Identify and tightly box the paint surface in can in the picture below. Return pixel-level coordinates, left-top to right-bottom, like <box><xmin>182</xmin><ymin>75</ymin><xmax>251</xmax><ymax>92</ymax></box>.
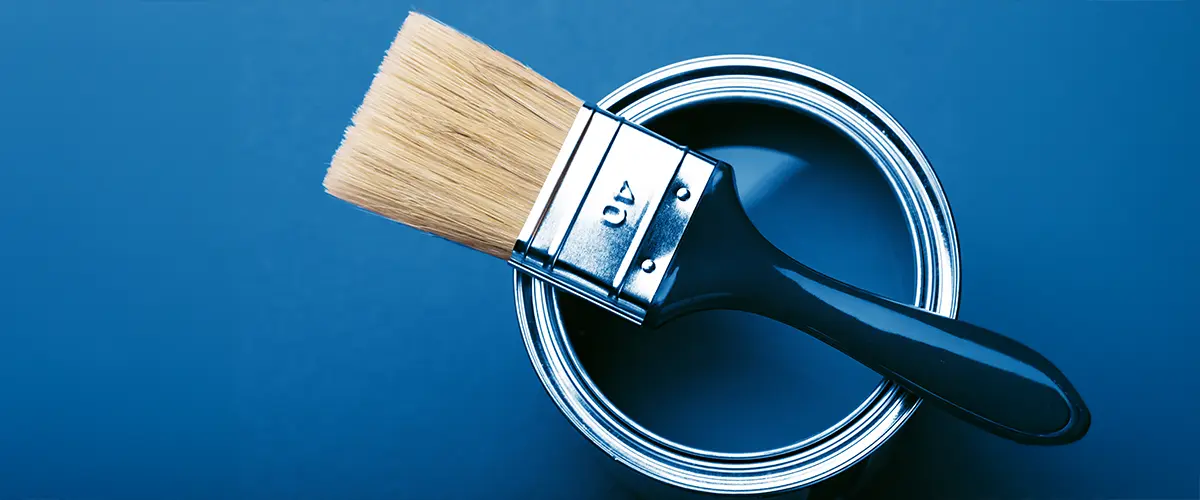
<box><xmin>562</xmin><ymin>101</ymin><xmax>917</xmax><ymax>453</ymax></box>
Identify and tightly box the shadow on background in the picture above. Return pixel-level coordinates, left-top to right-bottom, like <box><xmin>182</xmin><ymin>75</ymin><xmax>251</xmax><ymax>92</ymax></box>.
<box><xmin>560</xmin><ymin>101</ymin><xmax>954</xmax><ymax>473</ymax></box>
<box><xmin>857</xmin><ymin>405</ymin><xmax>989</xmax><ymax>499</ymax></box>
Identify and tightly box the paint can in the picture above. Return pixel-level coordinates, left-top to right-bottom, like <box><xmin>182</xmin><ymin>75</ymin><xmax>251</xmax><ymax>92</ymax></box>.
<box><xmin>513</xmin><ymin>55</ymin><xmax>960</xmax><ymax>497</ymax></box>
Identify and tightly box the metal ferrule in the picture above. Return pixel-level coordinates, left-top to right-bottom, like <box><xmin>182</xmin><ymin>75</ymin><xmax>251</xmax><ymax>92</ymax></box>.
<box><xmin>510</xmin><ymin>104</ymin><xmax>717</xmax><ymax>324</ymax></box>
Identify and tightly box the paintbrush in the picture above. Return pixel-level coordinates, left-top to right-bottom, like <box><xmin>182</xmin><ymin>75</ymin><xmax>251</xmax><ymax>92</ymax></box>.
<box><xmin>323</xmin><ymin>12</ymin><xmax>1090</xmax><ymax>445</ymax></box>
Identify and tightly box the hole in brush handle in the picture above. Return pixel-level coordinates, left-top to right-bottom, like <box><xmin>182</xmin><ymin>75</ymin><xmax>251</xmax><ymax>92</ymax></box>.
<box><xmin>651</xmin><ymin>163</ymin><xmax>1091</xmax><ymax>445</ymax></box>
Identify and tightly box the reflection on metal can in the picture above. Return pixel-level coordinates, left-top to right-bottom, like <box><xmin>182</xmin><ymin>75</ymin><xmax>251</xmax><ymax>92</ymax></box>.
<box><xmin>514</xmin><ymin>55</ymin><xmax>961</xmax><ymax>498</ymax></box>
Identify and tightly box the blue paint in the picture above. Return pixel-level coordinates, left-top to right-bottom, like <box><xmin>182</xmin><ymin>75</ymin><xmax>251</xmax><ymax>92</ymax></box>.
<box><xmin>0</xmin><ymin>1</ymin><xmax>1197</xmax><ymax>499</ymax></box>
<box><xmin>564</xmin><ymin>102</ymin><xmax>902</xmax><ymax>453</ymax></box>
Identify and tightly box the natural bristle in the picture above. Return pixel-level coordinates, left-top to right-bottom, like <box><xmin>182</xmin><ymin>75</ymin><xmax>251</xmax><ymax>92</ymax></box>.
<box><xmin>324</xmin><ymin>12</ymin><xmax>582</xmax><ymax>258</ymax></box>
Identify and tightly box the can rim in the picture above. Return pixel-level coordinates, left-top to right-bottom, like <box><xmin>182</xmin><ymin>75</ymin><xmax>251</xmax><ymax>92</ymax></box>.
<box><xmin>513</xmin><ymin>54</ymin><xmax>961</xmax><ymax>495</ymax></box>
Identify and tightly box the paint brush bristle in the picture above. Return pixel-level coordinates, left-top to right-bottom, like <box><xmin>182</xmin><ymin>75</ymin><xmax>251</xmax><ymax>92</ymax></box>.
<box><xmin>324</xmin><ymin>12</ymin><xmax>582</xmax><ymax>258</ymax></box>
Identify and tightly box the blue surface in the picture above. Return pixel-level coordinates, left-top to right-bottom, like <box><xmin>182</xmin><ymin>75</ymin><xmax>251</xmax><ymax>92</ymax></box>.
<box><xmin>1</xmin><ymin>1</ymin><xmax>1198</xmax><ymax>499</ymax></box>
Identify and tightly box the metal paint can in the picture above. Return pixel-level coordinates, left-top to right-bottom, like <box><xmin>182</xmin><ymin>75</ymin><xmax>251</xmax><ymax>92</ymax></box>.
<box><xmin>513</xmin><ymin>55</ymin><xmax>960</xmax><ymax>497</ymax></box>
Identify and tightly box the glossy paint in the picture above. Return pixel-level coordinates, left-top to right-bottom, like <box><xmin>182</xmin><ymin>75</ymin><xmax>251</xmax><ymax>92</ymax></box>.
<box><xmin>563</xmin><ymin>102</ymin><xmax>897</xmax><ymax>454</ymax></box>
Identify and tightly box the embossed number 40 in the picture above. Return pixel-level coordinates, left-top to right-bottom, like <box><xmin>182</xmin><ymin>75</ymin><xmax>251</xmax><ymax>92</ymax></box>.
<box><xmin>602</xmin><ymin>181</ymin><xmax>635</xmax><ymax>227</ymax></box>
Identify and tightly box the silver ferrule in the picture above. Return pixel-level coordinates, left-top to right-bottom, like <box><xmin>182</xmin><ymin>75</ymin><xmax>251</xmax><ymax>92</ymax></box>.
<box><xmin>510</xmin><ymin>104</ymin><xmax>717</xmax><ymax>324</ymax></box>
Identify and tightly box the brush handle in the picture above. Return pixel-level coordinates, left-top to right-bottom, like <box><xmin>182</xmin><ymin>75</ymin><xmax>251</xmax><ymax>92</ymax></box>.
<box><xmin>726</xmin><ymin>246</ymin><xmax>1089</xmax><ymax>445</ymax></box>
<box><xmin>652</xmin><ymin>164</ymin><xmax>1090</xmax><ymax>445</ymax></box>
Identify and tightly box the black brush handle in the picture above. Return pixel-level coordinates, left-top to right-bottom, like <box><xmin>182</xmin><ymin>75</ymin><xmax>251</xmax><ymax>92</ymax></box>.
<box><xmin>651</xmin><ymin>163</ymin><xmax>1090</xmax><ymax>445</ymax></box>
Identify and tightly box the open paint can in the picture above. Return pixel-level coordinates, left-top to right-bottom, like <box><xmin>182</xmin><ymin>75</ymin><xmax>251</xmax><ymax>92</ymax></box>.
<box><xmin>513</xmin><ymin>55</ymin><xmax>961</xmax><ymax>497</ymax></box>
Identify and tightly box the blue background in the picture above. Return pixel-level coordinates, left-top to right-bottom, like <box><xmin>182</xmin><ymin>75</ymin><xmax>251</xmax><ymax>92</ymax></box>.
<box><xmin>1</xmin><ymin>1</ymin><xmax>1198</xmax><ymax>498</ymax></box>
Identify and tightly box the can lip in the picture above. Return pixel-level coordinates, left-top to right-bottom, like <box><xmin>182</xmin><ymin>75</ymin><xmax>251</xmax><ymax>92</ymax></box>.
<box><xmin>513</xmin><ymin>54</ymin><xmax>961</xmax><ymax>496</ymax></box>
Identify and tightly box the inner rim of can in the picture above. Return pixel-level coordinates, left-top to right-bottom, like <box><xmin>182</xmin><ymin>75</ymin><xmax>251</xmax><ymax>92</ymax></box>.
<box><xmin>513</xmin><ymin>55</ymin><xmax>961</xmax><ymax>495</ymax></box>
